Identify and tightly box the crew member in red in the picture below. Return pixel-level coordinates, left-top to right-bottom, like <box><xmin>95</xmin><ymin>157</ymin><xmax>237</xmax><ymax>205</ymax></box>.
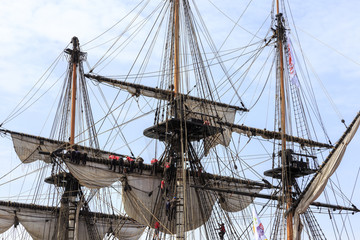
<box><xmin>160</xmin><ymin>179</ymin><xmax>165</xmax><ymax>193</ymax></box>
<box><xmin>154</xmin><ymin>221</ymin><xmax>160</xmax><ymax>239</ymax></box>
<box><xmin>109</xmin><ymin>155</ymin><xmax>115</xmax><ymax>171</ymax></box>
<box><xmin>151</xmin><ymin>158</ymin><xmax>158</xmax><ymax>175</ymax></box>
<box><xmin>217</xmin><ymin>223</ymin><xmax>226</xmax><ymax>240</ymax></box>
<box><xmin>127</xmin><ymin>156</ymin><xmax>135</xmax><ymax>172</ymax></box>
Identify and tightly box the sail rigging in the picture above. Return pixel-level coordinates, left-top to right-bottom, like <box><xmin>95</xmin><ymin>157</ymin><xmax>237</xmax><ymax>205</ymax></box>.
<box><xmin>0</xmin><ymin>0</ymin><xmax>359</xmax><ymax>239</ymax></box>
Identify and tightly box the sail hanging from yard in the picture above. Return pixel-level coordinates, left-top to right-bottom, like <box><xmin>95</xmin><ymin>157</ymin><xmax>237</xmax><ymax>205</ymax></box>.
<box><xmin>0</xmin><ymin>201</ymin><xmax>145</xmax><ymax>240</ymax></box>
<box><xmin>293</xmin><ymin>112</ymin><xmax>360</xmax><ymax>240</ymax></box>
<box><xmin>3</xmin><ymin>130</ymin><xmax>127</xmax><ymax>164</ymax></box>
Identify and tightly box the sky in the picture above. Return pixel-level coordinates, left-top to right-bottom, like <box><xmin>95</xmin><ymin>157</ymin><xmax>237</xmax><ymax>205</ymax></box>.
<box><xmin>0</xmin><ymin>0</ymin><xmax>360</xmax><ymax>239</ymax></box>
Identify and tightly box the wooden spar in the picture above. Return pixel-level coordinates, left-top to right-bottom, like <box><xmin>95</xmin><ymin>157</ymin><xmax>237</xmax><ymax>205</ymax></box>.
<box><xmin>68</xmin><ymin>36</ymin><xmax>81</xmax><ymax>240</ymax></box>
<box><xmin>173</xmin><ymin>1</ymin><xmax>186</xmax><ymax>238</ymax></box>
<box><xmin>190</xmin><ymin>185</ymin><xmax>360</xmax><ymax>213</ymax></box>
<box><xmin>70</xmin><ymin>37</ymin><xmax>78</xmax><ymax>146</ymax></box>
<box><xmin>174</xmin><ymin>0</ymin><xmax>180</xmax><ymax>96</ymax></box>
<box><xmin>276</xmin><ymin>0</ymin><xmax>293</xmax><ymax>238</ymax></box>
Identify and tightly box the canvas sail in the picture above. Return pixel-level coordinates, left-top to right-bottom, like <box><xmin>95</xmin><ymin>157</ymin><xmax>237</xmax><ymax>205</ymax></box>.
<box><xmin>0</xmin><ymin>202</ymin><xmax>145</xmax><ymax>240</ymax></box>
<box><xmin>5</xmin><ymin>130</ymin><xmax>126</xmax><ymax>164</ymax></box>
<box><xmin>293</xmin><ymin>112</ymin><xmax>360</xmax><ymax>240</ymax></box>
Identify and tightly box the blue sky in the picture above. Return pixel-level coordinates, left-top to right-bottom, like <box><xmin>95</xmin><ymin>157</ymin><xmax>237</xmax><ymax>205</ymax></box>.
<box><xmin>0</xmin><ymin>0</ymin><xmax>360</xmax><ymax>239</ymax></box>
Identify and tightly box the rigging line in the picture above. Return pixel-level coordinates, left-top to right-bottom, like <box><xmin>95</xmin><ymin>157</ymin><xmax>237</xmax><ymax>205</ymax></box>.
<box><xmin>81</xmin><ymin>0</ymin><xmax>147</xmax><ymax>47</ymax></box>
<box><xmin>91</xmin><ymin>4</ymin><xmax>169</xmax><ymax>149</ymax></box>
<box><xmin>190</xmin><ymin>2</ymin><xmax>246</xmax><ymax>110</ymax></box>
<box><xmin>99</xmin><ymin>41</ymin><xmax>264</xmax><ymax>80</ymax></box>
<box><xmin>298</xmin><ymin>27</ymin><xmax>360</xmax><ymax>67</ymax></box>
<box><xmin>1</xmin><ymin>49</ymin><xmax>66</xmax><ymax>126</ymax></box>
<box><xmin>39</xmin><ymin>71</ymin><xmax>67</xmax><ymax>136</ymax></box>
<box><xmin>301</xmin><ymin>51</ymin><xmax>344</xmax><ymax>124</ymax></box>
<box><xmin>246</xmin><ymin>48</ymin><xmax>276</xmax><ymax>110</ymax></box>
<box><xmin>338</xmin><ymin>167</ymin><xmax>360</xmax><ymax>238</ymax></box>
<box><xmin>5</xmin><ymin>72</ymin><xmax>65</xmax><ymax>129</ymax></box>
<box><xmin>290</xmin><ymin>38</ymin><xmax>332</xmax><ymax>144</ymax></box>
<box><xmin>95</xmin><ymin>1</ymin><xmax>167</xmax><ymax>74</ymax></box>
<box><xmin>87</xmin><ymin>80</ymin><xmax>132</xmax><ymax>150</ymax></box>
<box><xmin>214</xmin><ymin>0</ymin><xmax>255</xmax><ymax>53</ymax></box>
<box><xmin>0</xmin><ymin>165</ymin><xmax>49</xmax><ymax>187</ymax></box>
<box><xmin>89</xmin><ymin>0</ymin><xmax>152</xmax><ymax>72</ymax></box>
<box><xmin>72</xmin><ymin>108</ymin><xmax>156</xmax><ymax>147</ymax></box>
<box><xmin>207</xmin><ymin>0</ymin><xmax>262</xmax><ymax>40</ymax></box>
<box><xmin>0</xmin><ymin>162</ymin><xmax>23</xmax><ymax>181</ymax></box>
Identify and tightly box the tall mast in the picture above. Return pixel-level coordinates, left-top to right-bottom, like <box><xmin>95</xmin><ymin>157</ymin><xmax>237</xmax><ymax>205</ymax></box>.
<box><xmin>276</xmin><ymin>1</ymin><xmax>294</xmax><ymax>239</ymax></box>
<box><xmin>174</xmin><ymin>0</ymin><xmax>180</xmax><ymax>96</ymax></box>
<box><xmin>65</xmin><ymin>36</ymin><xmax>83</xmax><ymax>240</ymax></box>
<box><xmin>173</xmin><ymin>1</ymin><xmax>185</xmax><ymax>239</ymax></box>
<box><xmin>70</xmin><ymin>37</ymin><xmax>79</xmax><ymax>145</ymax></box>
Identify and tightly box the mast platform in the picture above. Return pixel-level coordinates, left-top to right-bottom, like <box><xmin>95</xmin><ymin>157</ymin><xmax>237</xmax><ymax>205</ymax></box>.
<box><xmin>264</xmin><ymin>149</ymin><xmax>317</xmax><ymax>179</ymax></box>
<box><xmin>143</xmin><ymin>118</ymin><xmax>223</xmax><ymax>141</ymax></box>
<box><xmin>264</xmin><ymin>164</ymin><xmax>316</xmax><ymax>179</ymax></box>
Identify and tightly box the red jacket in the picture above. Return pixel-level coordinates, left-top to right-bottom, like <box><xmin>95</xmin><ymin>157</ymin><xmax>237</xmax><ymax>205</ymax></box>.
<box><xmin>154</xmin><ymin>221</ymin><xmax>160</xmax><ymax>229</ymax></box>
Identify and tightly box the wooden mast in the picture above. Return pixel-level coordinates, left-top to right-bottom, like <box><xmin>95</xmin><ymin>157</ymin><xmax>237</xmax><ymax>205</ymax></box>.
<box><xmin>173</xmin><ymin>1</ymin><xmax>185</xmax><ymax>239</ymax></box>
<box><xmin>70</xmin><ymin>37</ymin><xmax>78</xmax><ymax>145</ymax></box>
<box><xmin>68</xmin><ymin>36</ymin><xmax>81</xmax><ymax>240</ymax></box>
<box><xmin>275</xmin><ymin>1</ymin><xmax>293</xmax><ymax>239</ymax></box>
<box><xmin>174</xmin><ymin>0</ymin><xmax>180</xmax><ymax>96</ymax></box>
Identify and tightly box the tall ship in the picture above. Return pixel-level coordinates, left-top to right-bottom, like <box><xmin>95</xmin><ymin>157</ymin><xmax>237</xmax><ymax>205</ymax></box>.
<box><xmin>0</xmin><ymin>0</ymin><xmax>359</xmax><ymax>239</ymax></box>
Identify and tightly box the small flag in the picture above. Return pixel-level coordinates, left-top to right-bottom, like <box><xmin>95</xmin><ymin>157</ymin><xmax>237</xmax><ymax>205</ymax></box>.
<box><xmin>252</xmin><ymin>206</ymin><xmax>268</xmax><ymax>240</ymax></box>
<box><xmin>286</xmin><ymin>37</ymin><xmax>300</xmax><ymax>88</ymax></box>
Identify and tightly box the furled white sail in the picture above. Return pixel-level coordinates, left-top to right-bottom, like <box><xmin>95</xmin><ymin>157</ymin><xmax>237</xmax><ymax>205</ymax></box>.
<box><xmin>11</xmin><ymin>132</ymin><xmax>62</xmax><ymax>163</ymax></box>
<box><xmin>65</xmin><ymin>160</ymin><xmax>263</xmax><ymax>227</ymax></box>
<box><xmin>184</xmin><ymin>99</ymin><xmax>236</xmax><ymax>154</ymax></box>
<box><xmin>8</xmin><ymin>130</ymin><xmax>125</xmax><ymax>164</ymax></box>
<box><xmin>293</xmin><ymin>112</ymin><xmax>360</xmax><ymax>240</ymax></box>
<box><xmin>0</xmin><ymin>203</ymin><xmax>145</xmax><ymax>240</ymax></box>
<box><xmin>121</xmin><ymin>174</ymin><xmax>216</xmax><ymax>233</ymax></box>
<box><xmin>217</xmin><ymin>182</ymin><xmax>262</xmax><ymax>212</ymax></box>
<box><xmin>66</xmin><ymin>161</ymin><xmax>121</xmax><ymax>188</ymax></box>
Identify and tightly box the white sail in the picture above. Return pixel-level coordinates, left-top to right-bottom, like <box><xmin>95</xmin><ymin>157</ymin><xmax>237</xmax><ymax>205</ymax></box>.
<box><xmin>0</xmin><ymin>203</ymin><xmax>145</xmax><ymax>240</ymax></box>
<box><xmin>8</xmin><ymin>130</ymin><xmax>125</xmax><ymax>164</ymax></box>
<box><xmin>293</xmin><ymin>113</ymin><xmax>360</xmax><ymax>239</ymax></box>
<box><xmin>121</xmin><ymin>174</ymin><xmax>215</xmax><ymax>233</ymax></box>
<box><xmin>184</xmin><ymin>99</ymin><xmax>236</xmax><ymax>154</ymax></box>
<box><xmin>217</xmin><ymin>182</ymin><xmax>261</xmax><ymax>212</ymax></box>
<box><xmin>66</xmin><ymin>161</ymin><xmax>121</xmax><ymax>188</ymax></box>
<box><xmin>10</xmin><ymin>132</ymin><xmax>62</xmax><ymax>163</ymax></box>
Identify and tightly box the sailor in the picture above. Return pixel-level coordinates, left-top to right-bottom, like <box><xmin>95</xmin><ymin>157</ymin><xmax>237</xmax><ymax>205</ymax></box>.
<box><xmin>203</xmin><ymin>119</ymin><xmax>210</xmax><ymax>125</ymax></box>
<box><xmin>136</xmin><ymin>157</ymin><xmax>144</xmax><ymax>174</ymax></box>
<box><xmin>160</xmin><ymin>179</ymin><xmax>165</xmax><ymax>193</ymax></box>
<box><xmin>153</xmin><ymin>221</ymin><xmax>160</xmax><ymax>240</ymax></box>
<box><xmin>119</xmin><ymin>156</ymin><xmax>124</xmax><ymax>173</ymax></box>
<box><xmin>71</xmin><ymin>146</ymin><xmax>81</xmax><ymax>164</ymax></box>
<box><xmin>170</xmin><ymin>196</ymin><xmax>178</xmax><ymax>220</ymax></box>
<box><xmin>74</xmin><ymin>148</ymin><xmax>81</xmax><ymax>164</ymax></box>
<box><xmin>127</xmin><ymin>156</ymin><xmax>135</xmax><ymax>172</ymax></box>
<box><xmin>151</xmin><ymin>158</ymin><xmax>159</xmax><ymax>175</ymax></box>
<box><xmin>109</xmin><ymin>155</ymin><xmax>115</xmax><ymax>170</ymax></box>
<box><xmin>164</xmin><ymin>161</ymin><xmax>170</xmax><ymax>176</ymax></box>
<box><xmin>113</xmin><ymin>155</ymin><xmax>119</xmax><ymax>172</ymax></box>
<box><xmin>81</xmin><ymin>152</ymin><xmax>87</xmax><ymax>165</ymax></box>
<box><xmin>71</xmin><ymin>150</ymin><xmax>77</xmax><ymax>163</ymax></box>
<box><xmin>217</xmin><ymin>223</ymin><xmax>226</xmax><ymax>240</ymax></box>
<box><xmin>169</xmin><ymin>162</ymin><xmax>176</xmax><ymax>180</ymax></box>
<box><xmin>165</xmin><ymin>199</ymin><xmax>171</xmax><ymax>219</ymax></box>
<box><xmin>198</xmin><ymin>166</ymin><xmax>202</xmax><ymax>177</ymax></box>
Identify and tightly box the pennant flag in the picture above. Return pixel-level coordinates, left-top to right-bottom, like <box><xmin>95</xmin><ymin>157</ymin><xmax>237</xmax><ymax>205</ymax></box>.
<box><xmin>286</xmin><ymin>37</ymin><xmax>300</xmax><ymax>88</ymax></box>
<box><xmin>252</xmin><ymin>207</ymin><xmax>268</xmax><ymax>240</ymax></box>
